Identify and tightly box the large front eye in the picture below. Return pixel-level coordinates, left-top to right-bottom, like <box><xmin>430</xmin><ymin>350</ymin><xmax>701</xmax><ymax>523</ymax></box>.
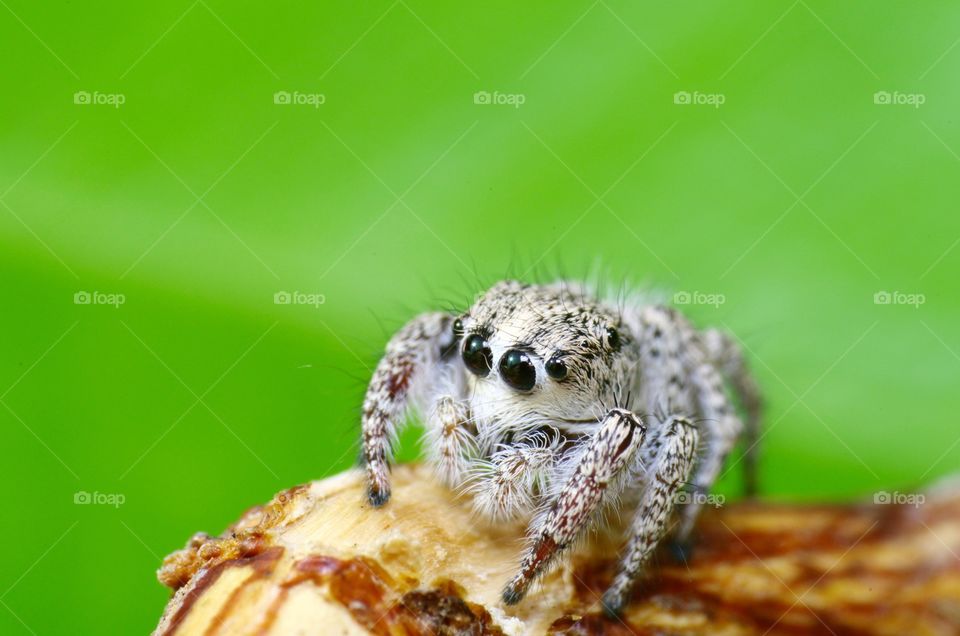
<box><xmin>462</xmin><ymin>334</ymin><xmax>492</xmax><ymax>376</ymax></box>
<box><xmin>499</xmin><ymin>349</ymin><xmax>537</xmax><ymax>391</ymax></box>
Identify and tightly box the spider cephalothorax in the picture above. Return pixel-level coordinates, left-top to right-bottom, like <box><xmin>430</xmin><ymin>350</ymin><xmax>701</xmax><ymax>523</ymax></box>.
<box><xmin>359</xmin><ymin>280</ymin><xmax>761</xmax><ymax>614</ymax></box>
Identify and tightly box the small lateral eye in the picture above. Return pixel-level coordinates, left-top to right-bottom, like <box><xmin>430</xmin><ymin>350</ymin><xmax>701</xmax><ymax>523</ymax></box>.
<box><xmin>606</xmin><ymin>326</ymin><xmax>621</xmax><ymax>351</ymax></box>
<box><xmin>452</xmin><ymin>318</ymin><xmax>464</xmax><ymax>338</ymax></box>
<box><xmin>545</xmin><ymin>355</ymin><xmax>568</xmax><ymax>380</ymax></box>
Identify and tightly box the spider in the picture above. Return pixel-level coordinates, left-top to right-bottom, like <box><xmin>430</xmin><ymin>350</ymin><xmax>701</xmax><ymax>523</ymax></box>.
<box><xmin>359</xmin><ymin>280</ymin><xmax>761</xmax><ymax>615</ymax></box>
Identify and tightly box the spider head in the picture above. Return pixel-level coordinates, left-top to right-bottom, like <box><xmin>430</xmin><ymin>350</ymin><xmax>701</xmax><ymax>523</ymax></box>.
<box><xmin>454</xmin><ymin>281</ymin><xmax>630</xmax><ymax>436</ymax></box>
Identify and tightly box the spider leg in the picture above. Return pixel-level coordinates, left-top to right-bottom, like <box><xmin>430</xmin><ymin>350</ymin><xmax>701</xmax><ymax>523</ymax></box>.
<box><xmin>703</xmin><ymin>328</ymin><xmax>763</xmax><ymax>496</ymax></box>
<box><xmin>468</xmin><ymin>433</ymin><xmax>560</xmax><ymax>520</ymax></box>
<box><xmin>672</xmin><ymin>360</ymin><xmax>743</xmax><ymax>550</ymax></box>
<box><xmin>632</xmin><ymin>307</ymin><xmax>736</xmax><ymax>563</ymax></box>
<box><xmin>601</xmin><ymin>415</ymin><xmax>698</xmax><ymax>615</ymax></box>
<box><xmin>502</xmin><ymin>408</ymin><xmax>645</xmax><ymax>605</ymax></box>
<box><xmin>361</xmin><ymin>312</ymin><xmax>457</xmax><ymax>506</ymax></box>
<box><xmin>424</xmin><ymin>396</ymin><xmax>475</xmax><ymax>487</ymax></box>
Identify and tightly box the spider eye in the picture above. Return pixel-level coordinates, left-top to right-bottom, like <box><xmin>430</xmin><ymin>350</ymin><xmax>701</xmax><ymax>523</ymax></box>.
<box><xmin>545</xmin><ymin>355</ymin><xmax>568</xmax><ymax>380</ymax></box>
<box><xmin>499</xmin><ymin>349</ymin><xmax>537</xmax><ymax>391</ymax></box>
<box><xmin>462</xmin><ymin>334</ymin><xmax>492</xmax><ymax>376</ymax></box>
<box><xmin>452</xmin><ymin>318</ymin><xmax>464</xmax><ymax>339</ymax></box>
<box><xmin>606</xmin><ymin>326</ymin><xmax>621</xmax><ymax>352</ymax></box>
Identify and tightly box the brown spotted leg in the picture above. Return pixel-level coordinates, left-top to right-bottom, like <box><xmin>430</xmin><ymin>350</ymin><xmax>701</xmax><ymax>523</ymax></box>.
<box><xmin>602</xmin><ymin>416</ymin><xmax>699</xmax><ymax>615</ymax></box>
<box><xmin>361</xmin><ymin>312</ymin><xmax>456</xmax><ymax>506</ymax></box>
<box><xmin>502</xmin><ymin>408</ymin><xmax>646</xmax><ymax>605</ymax></box>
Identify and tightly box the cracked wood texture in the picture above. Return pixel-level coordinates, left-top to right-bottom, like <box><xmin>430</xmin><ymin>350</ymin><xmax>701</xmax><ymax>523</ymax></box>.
<box><xmin>153</xmin><ymin>464</ymin><xmax>960</xmax><ymax>635</ymax></box>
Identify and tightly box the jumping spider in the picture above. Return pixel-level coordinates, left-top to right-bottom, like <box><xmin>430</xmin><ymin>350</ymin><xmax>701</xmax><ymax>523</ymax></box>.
<box><xmin>360</xmin><ymin>280</ymin><xmax>761</xmax><ymax>614</ymax></box>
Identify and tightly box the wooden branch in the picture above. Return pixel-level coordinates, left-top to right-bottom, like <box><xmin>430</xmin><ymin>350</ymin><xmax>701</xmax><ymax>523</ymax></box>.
<box><xmin>153</xmin><ymin>465</ymin><xmax>960</xmax><ymax>635</ymax></box>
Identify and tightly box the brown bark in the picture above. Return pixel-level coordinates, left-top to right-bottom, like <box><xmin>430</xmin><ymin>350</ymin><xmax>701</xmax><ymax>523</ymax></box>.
<box><xmin>153</xmin><ymin>465</ymin><xmax>960</xmax><ymax>635</ymax></box>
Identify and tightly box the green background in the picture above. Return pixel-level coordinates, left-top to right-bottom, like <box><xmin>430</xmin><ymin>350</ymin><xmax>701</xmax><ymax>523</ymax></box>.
<box><xmin>2</xmin><ymin>1</ymin><xmax>958</xmax><ymax>633</ymax></box>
